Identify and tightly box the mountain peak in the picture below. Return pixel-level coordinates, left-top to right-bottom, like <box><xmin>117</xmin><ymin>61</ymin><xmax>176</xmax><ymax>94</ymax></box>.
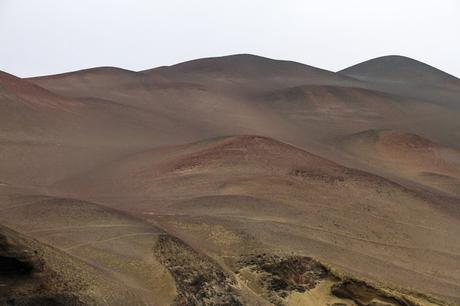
<box><xmin>339</xmin><ymin>55</ymin><xmax>458</xmax><ymax>84</ymax></box>
<box><xmin>143</xmin><ymin>53</ymin><xmax>335</xmax><ymax>77</ymax></box>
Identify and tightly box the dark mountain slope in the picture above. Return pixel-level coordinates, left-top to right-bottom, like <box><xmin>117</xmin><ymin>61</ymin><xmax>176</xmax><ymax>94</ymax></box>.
<box><xmin>340</xmin><ymin>55</ymin><xmax>459</xmax><ymax>84</ymax></box>
<box><xmin>339</xmin><ymin>55</ymin><xmax>460</xmax><ymax>109</ymax></box>
<box><xmin>143</xmin><ymin>54</ymin><xmax>362</xmax><ymax>91</ymax></box>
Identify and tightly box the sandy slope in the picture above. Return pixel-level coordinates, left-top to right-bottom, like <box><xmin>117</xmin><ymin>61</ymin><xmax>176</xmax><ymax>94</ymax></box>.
<box><xmin>0</xmin><ymin>185</ymin><xmax>177</xmax><ymax>305</ymax></box>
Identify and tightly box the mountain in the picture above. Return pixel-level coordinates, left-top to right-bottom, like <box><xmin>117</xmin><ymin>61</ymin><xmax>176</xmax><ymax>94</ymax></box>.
<box><xmin>0</xmin><ymin>71</ymin><xmax>83</xmax><ymax>139</ymax></box>
<box><xmin>341</xmin><ymin>129</ymin><xmax>460</xmax><ymax>197</ymax></box>
<box><xmin>339</xmin><ymin>55</ymin><xmax>460</xmax><ymax>108</ymax></box>
<box><xmin>339</xmin><ymin>55</ymin><xmax>459</xmax><ymax>84</ymax></box>
<box><xmin>53</xmin><ymin>135</ymin><xmax>460</xmax><ymax>304</ymax></box>
<box><xmin>27</xmin><ymin>54</ymin><xmax>460</xmax><ymax>147</ymax></box>
<box><xmin>142</xmin><ymin>54</ymin><xmax>365</xmax><ymax>95</ymax></box>
<box><xmin>1</xmin><ymin>54</ymin><xmax>460</xmax><ymax>305</ymax></box>
<box><xmin>145</xmin><ymin>54</ymin><xmax>354</xmax><ymax>81</ymax></box>
<box><xmin>28</xmin><ymin>66</ymin><xmax>165</xmax><ymax>99</ymax></box>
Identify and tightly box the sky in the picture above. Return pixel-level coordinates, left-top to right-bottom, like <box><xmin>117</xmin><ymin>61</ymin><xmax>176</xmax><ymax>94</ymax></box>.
<box><xmin>0</xmin><ymin>0</ymin><xmax>459</xmax><ymax>78</ymax></box>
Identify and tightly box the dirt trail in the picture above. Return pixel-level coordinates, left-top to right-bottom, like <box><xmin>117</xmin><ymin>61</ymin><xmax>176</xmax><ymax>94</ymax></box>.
<box><xmin>64</xmin><ymin>232</ymin><xmax>161</xmax><ymax>251</ymax></box>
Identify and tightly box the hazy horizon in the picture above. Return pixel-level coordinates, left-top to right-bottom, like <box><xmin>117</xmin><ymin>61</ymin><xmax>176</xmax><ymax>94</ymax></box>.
<box><xmin>1</xmin><ymin>0</ymin><xmax>459</xmax><ymax>78</ymax></box>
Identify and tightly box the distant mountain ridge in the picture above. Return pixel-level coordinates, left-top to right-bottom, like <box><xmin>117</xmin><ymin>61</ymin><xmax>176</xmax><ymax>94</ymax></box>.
<box><xmin>339</xmin><ymin>55</ymin><xmax>459</xmax><ymax>84</ymax></box>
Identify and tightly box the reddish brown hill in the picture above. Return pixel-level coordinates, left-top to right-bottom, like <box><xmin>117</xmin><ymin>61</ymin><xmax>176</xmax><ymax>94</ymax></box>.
<box><xmin>26</xmin><ymin>55</ymin><xmax>460</xmax><ymax>149</ymax></box>
<box><xmin>28</xmin><ymin>66</ymin><xmax>167</xmax><ymax>99</ymax></box>
<box><xmin>261</xmin><ymin>84</ymin><xmax>416</xmax><ymax>121</ymax></box>
<box><xmin>257</xmin><ymin>84</ymin><xmax>459</xmax><ymax>149</ymax></box>
<box><xmin>1</xmin><ymin>54</ymin><xmax>460</xmax><ymax>304</ymax></box>
<box><xmin>51</xmin><ymin>135</ymin><xmax>460</xmax><ymax>303</ymax></box>
<box><xmin>342</xmin><ymin>129</ymin><xmax>460</xmax><ymax>196</ymax></box>
<box><xmin>0</xmin><ymin>71</ymin><xmax>86</xmax><ymax>142</ymax></box>
<box><xmin>0</xmin><ymin>71</ymin><xmax>82</xmax><ymax>111</ymax></box>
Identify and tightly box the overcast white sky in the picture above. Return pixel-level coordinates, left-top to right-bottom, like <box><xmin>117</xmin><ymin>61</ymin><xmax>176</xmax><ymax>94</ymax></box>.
<box><xmin>0</xmin><ymin>0</ymin><xmax>459</xmax><ymax>77</ymax></box>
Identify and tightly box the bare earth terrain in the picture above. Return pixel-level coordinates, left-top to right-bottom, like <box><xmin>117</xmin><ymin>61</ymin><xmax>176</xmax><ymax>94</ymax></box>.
<box><xmin>1</xmin><ymin>54</ymin><xmax>460</xmax><ymax>305</ymax></box>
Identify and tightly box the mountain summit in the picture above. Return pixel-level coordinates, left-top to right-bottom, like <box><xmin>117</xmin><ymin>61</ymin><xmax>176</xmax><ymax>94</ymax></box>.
<box><xmin>339</xmin><ymin>55</ymin><xmax>458</xmax><ymax>84</ymax></box>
